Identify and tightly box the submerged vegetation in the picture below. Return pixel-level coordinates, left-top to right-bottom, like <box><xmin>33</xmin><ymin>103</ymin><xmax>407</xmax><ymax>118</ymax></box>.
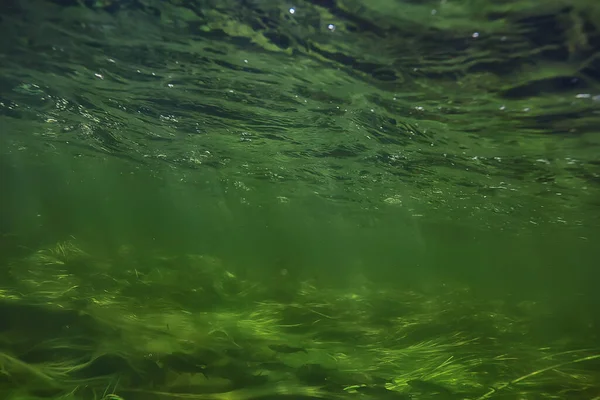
<box><xmin>1</xmin><ymin>240</ymin><xmax>598</xmax><ymax>399</ymax></box>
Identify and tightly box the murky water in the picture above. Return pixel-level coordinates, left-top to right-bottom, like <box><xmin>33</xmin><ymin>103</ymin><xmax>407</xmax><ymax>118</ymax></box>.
<box><xmin>1</xmin><ymin>1</ymin><xmax>599</xmax><ymax>399</ymax></box>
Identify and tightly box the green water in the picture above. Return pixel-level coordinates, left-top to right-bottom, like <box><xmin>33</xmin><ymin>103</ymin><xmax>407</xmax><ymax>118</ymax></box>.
<box><xmin>1</xmin><ymin>0</ymin><xmax>599</xmax><ymax>399</ymax></box>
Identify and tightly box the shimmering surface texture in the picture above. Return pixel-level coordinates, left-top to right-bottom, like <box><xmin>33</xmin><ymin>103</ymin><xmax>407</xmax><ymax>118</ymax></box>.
<box><xmin>2</xmin><ymin>0</ymin><xmax>599</xmax><ymax>228</ymax></box>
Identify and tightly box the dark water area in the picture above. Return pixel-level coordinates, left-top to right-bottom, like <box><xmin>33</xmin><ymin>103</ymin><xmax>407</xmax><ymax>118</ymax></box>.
<box><xmin>1</xmin><ymin>1</ymin><xmax>600</xmax><ymax>399</ymax></box>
